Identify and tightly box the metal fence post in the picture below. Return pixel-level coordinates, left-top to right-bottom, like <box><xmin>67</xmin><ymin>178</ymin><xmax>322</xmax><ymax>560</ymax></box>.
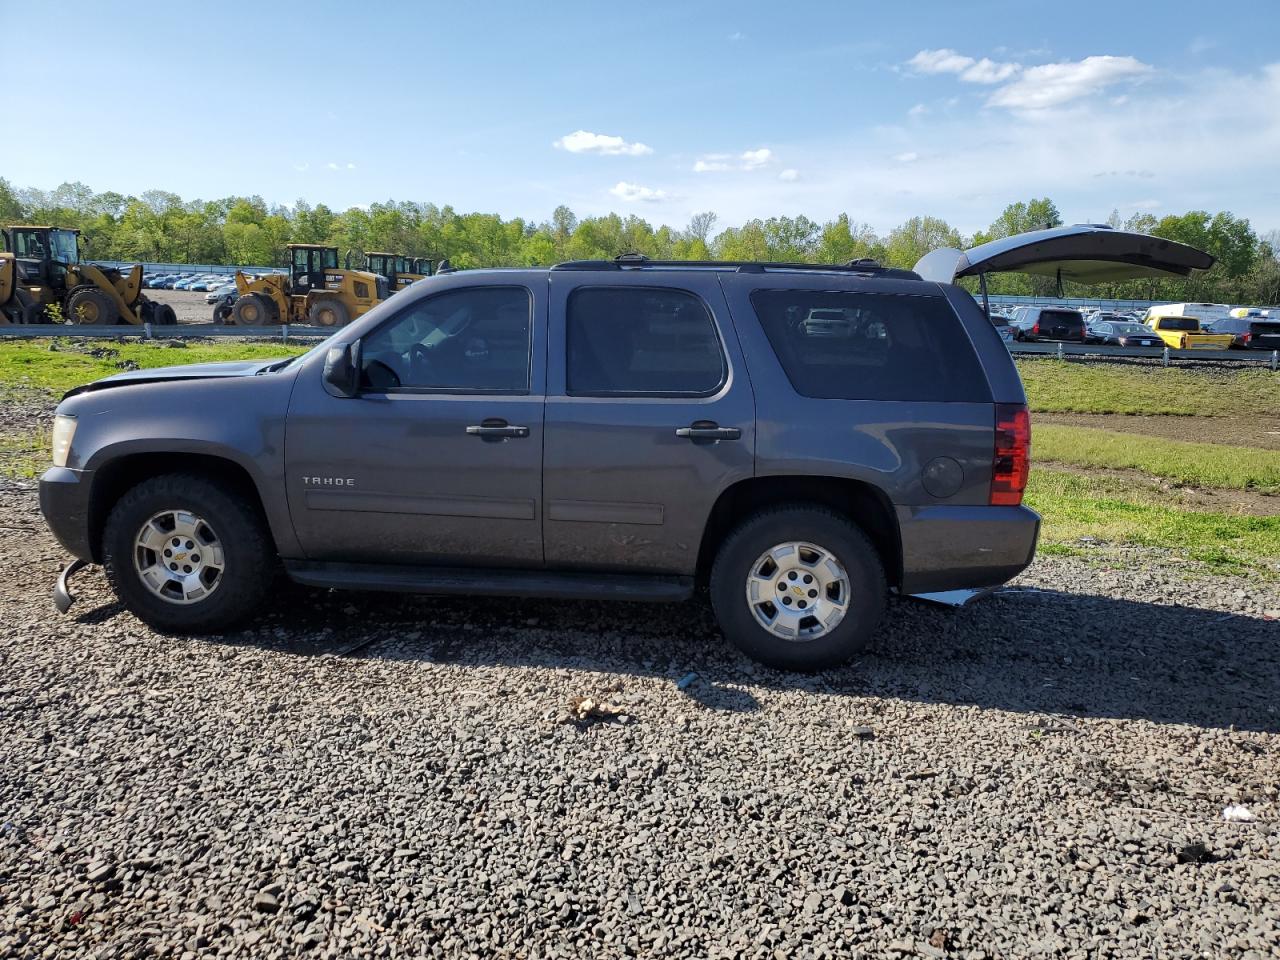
<box><xmin>282</xmin><ymin>323</ymin><xmax>289</xmax><ymax>344</ymax></box>
<box><xmin>1162</xmin><ymin>346</ymin><xmax>1170</xmax><ymax>367</ymax></box>
<box><xmin>144</xmin><ymin>322</ymin><xmax>153</xmax><ymax>341</ymax></box>
<box><xmin>1273</xmin><ymin>350</ymin><xmax>1278</xmax><ymax>372</ymax></box>
<box><xmin>1057</xmin><ymin>341</ymin><xmax>1064</xmax><ymax>360</ymax></box>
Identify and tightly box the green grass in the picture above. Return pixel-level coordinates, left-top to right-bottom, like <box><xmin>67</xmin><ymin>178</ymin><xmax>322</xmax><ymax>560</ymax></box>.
<box><xmin>0</xmin><ymin>426</ymin><xmax>48</xmax><ymax>480</ymax></box>
<box><xmin>1026</xmin><ymin>469</ymin><xmax>1280</xmax><ymax>576</ymax></box>
<box><xmin>0</xmin><ymin>339</ymin><xmax>309</xmax><ymax>395</ymax></box>
<box><xmin>1017</xmin><ymin>358</ymin><xmax>1280</xmax><ymax>416</ymax></box>
<box><xmin>1034</xmin><ymin>424</ymin><xmax>1280</xmax><ymax>494</ymax></box>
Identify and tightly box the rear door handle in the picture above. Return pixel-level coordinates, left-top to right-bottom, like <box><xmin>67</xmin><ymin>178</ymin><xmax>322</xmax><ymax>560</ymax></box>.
<box><xmin>466</xmin><ymin>418</ymin><xmax>529</xmax><ymax>439</ymax></box>
<box><xmin>675</xmin><ymin>420</ymin><xmax>741</xmax><ymax>441</ymax></box>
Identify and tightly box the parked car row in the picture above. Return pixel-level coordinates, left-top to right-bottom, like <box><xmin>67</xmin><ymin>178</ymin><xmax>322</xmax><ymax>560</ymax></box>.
<box><xmin>982</xmin><ymin>301</ymin><xmax>1278</xmax><ymax>352</ymax></box>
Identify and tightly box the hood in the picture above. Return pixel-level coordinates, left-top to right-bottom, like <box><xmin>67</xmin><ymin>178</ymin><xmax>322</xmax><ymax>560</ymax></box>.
<box><xmin>64</xmin><ymin>359</ymin><xmax>280</xmax><ymax>398</ymax></box>
<box><xmin>914</xmin><ymin>224</ymin><xmax>1216</xmax><ymax>285</ymax></box>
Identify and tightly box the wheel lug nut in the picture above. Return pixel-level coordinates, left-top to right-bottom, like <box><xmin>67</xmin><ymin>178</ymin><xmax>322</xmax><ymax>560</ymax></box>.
<box><xmin>803</xmin><ymin>574</ymin><xmax>813</xmax><ymax>584</ymax></box>
<box><xmin>192</xmin><ymin>554</ymin><xmax>200</xmax><ymax>563</ymax></box>
<box><xmin>798</xmin><ymin>600</ymin><xmax>807</xmax><ymax>609</ymax></box>
<box><xmin>169</xmin><ymin>563</ymin><xmax>177</xmax><ymax>571</ymax></box>
<box><xmin>172</xmin><ymin>538</ymin><xmax>180</xmax><ymax>546</ymax></box>
<box><xmin>782</xmin><ymin>596</ymin><xmax>792</xmax><ymax>605</ymax></box>
<box><xmin>788</xmin><ymin>572</ymin><xmax>797</xmax><ymax>581</ymax></box>
<box><xmin>164</xmin><ymin>549</ymin><xmax>171</xmax><ymax>557</ymax></box>
<box><xmin>183</xmin><ymin>565</ymin><xmax>192</xmax><ymax>573</ymax></box>
<box><xmin>808</xmin><ymin>589</ymin><xmax>818</xmax><ymax>598</ymax></box>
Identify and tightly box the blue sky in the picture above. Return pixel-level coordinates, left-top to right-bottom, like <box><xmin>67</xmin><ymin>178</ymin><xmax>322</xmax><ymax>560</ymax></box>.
<box><xmin>5</xmin><ymin>0</ymin><xmax>1279</xmax><ymax>235</ymax></box>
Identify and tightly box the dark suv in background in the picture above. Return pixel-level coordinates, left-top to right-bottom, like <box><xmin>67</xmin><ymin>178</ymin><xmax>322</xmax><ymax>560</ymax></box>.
<box><xmin>1007</xmin><ymin>305</ymin><xmax>1086</xmax><ymax>342</ymax></box>
<box><xmin>38</xmin><ymin>226</ymin><xmax>1216</xmax><ymax>669</ymax></box>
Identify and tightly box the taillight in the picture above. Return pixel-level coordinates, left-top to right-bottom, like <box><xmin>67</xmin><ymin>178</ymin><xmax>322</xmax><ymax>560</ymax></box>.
<box><xmin>1032</xmin><ymin>321</ymin><xmax>1040</xmax><ymax>334</ymax></box>
<box><xmin>991</xmin><ymin>403</ymin><xmax>1030</xmax><ymax>506</ymax></box>
<box><xmin>1242</xmin><ymin>332</ymin><xmax>1252</xmax><ymax>344</ymax></box>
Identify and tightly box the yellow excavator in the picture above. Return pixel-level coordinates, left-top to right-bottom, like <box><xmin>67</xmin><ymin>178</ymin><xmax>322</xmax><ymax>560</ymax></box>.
<box><xmin>227</xmin><ymin>243</ymin><xmax>388</xmax><ymax>326</ymax></box>
<box><xmin>364</xmin><ymin>252</ymin><xmax>434</xmax><ymax>293</ymax></box>
<box><xmin>0</xmin><ymin>225</ymin><xmax>175</xmax><ymax>325</ymax></box>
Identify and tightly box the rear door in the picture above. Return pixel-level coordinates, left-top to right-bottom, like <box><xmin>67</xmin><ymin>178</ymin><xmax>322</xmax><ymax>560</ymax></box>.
<box><xmin>542</xmin><ymin>272</ymin><xmax>754</xmax><ymax>574</ymax></box>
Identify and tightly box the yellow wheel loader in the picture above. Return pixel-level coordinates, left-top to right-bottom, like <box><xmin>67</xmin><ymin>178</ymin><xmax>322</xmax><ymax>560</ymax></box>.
<box><xmin>228</xmin><ymin>244</ymin><xmax>388</xmax><ymax>326</ymax></box>
<box><xmin>364</xmin><ymin>252</ymin><xmax>434</xmax><ymax>294</ymax></box>
<box><xmin>0</xmin><ymin>225</ymin><xmax>176</xmax><ymax>325</ymax></box>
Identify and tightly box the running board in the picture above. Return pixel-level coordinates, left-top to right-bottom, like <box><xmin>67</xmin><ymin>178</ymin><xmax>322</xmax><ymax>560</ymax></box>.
<box><xmin>283</xmin><ymin>560</ymin><xmax>694</xmax><ymax>603</ymax></box>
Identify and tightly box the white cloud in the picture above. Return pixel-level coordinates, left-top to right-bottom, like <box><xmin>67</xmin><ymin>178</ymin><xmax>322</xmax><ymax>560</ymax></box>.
<box><xmin>610</xmin><ymin>181</ymin><xmax>667</xmax><ymax>202</ymax></box>
<box><xmin>694</xmin><ymin>148</ymin><xmax>775</xmax><ymax>172</ymax></box>
<box><xmin>729</xmin><ymin>31</ymin><xmax>745</xmax><ymax>41</ymax></box>
<box><xmin>907</xmin><ymin>48</ymin><xmax>1020</xmax><ymax>84</ymax></box>
<box><xmin>346</xmin><ymin>162</ymin><xmax>356</xmax><ymax>170</ymax></box>
<box><xmin>554</xmin><ymin>130</ymin><xmax>653</xmax><ymax>156</ymax></box>
<box><xmin>693</xmin><ymin>154</ymin><xmax>733</xmax><ymax>173</ymax></box>
<box><xmin>908</xmin><ymin>48</ymin><xmax>976</xmax><ymax>75</ymax></box>
<box><xmin>987</xmin><ymin>55</ymin><xmax>1152</xmax><ymax>110</ymax></box>
<box><xmin>908</xmin><ymin>103</ymin><xmax>929</xmax><ymax>118</ymax></box>
<box><xmin>326</xmin><ymin>162</ymin><xmax>339</xmax><ymax>170</ymax></box>
<box><xmin>778</xmin><ymin>168</ymin><xmax>800</xmax><ymax>181</ymax></box>
<box><xmin>325</xmin><ymin>161</ymin><xmax>357</xmax><ymax>171</ymax></box>
<box><xmin>894</xmin><ymin>151</ymin><xmax>919</xmax><ymax>163</ymax></box>
<box><xmin>962</xmin><ymin>57</ymin><xmax>1020</xmax><ymax>83</ymax></box>
<box><xmin>293</xmin><ymin>162</ymin><xmax>310</xmax><ymax>172</ymax></box>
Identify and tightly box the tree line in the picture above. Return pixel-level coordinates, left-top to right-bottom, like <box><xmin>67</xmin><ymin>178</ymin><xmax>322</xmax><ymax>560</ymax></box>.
<box><xmin>2</xmin><ymin>178</ymin><xmax>1277</xmax><ymax>305</ymax></box>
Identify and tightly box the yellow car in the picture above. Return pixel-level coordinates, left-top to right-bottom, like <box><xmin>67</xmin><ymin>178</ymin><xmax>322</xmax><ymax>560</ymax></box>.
<box><xmin>1145</xmin><ymin>314</ymin><xmax>1234</xmax><ymax>351</ymax></box>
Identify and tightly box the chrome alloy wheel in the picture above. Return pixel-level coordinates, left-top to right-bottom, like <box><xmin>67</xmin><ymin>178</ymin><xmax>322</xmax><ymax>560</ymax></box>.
<box><xmin>133</xmin><ymin>510</ymin><xmax>225</xmax><ymax>605</ymax></box>
<box><xmin>745</xmin><ymin>541</ymin><xmax>850</xmax><ymax>642</ymax></box>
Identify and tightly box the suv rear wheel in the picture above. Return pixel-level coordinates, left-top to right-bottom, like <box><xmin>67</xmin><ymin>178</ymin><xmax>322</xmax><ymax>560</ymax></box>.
<box><xmin>102</xmin><ymin>473</ymin><xmax>274</xmax><ymax>633</ymax></box>
<box><xmin>710</xmin><ymin>506</ymin><xmax>886</xmax><ymax>670</ymax></box>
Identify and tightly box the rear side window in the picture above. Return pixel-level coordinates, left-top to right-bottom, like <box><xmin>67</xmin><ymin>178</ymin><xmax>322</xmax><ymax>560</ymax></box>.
<box><xmin>749</xmin><ymin>290</ymin><xmax>990</xmax><ymax>402</ymax></box>
<box><xmin>566</xmin><ymin>287</ymin><xmax>726</xmax><ymax>396</ymax></box>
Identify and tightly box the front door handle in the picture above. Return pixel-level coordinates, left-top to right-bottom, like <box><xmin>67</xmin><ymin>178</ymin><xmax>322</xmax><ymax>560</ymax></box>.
<box><xmin>675</xmin><ymin>420</ymin><xmax>741</xmax><ymax>441</ymax></box>
<box><xmin>466</xmin><ymin>418</ymin><xmax>529</xmax><ymax>439</ymax></box>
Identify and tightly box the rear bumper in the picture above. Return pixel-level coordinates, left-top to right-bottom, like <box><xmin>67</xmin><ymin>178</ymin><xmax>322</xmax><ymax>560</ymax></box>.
<box><xmin>896</xmin><ymin>504</ymin><xmax>1040</xmax><ymax>594</ymax></box>
<box><xmin>39</xmin><ymin>466</ymin><xmax>96</xmax><ymax>561</ymax></box>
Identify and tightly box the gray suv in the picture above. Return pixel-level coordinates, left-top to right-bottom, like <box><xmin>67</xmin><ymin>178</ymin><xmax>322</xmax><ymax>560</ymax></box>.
<box><xmin>38</xmin><ymin>227</ymin><xmax>1214</xmax><ymax>669</ymax></box>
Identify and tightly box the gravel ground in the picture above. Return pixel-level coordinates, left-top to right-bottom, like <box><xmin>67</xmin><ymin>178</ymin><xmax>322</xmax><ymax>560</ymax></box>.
<box><xmin>1</xmin><ymin>477</ymin><xmax>1277</xmax><ymax>959</ymax></box>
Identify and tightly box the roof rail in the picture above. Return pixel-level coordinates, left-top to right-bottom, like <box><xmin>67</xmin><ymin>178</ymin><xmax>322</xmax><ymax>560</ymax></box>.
<box><xmin>550</xmin><ymin>253</ymin><xmax>920</xmax><ymax>279</ymax></box>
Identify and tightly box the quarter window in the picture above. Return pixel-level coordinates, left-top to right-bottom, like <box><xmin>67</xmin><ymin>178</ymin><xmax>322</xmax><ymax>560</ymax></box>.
<box><xmin>566</xmin><ymin>287</ymin><xmax>726</xmax><ymax>396</ymax></box>
<box><xmin>749</xmin><ymin>290</ymin><xmax>991</xmax><ymax>402</ymax></box>
<box><xmin>360</xmin><ymin>286</ymin><xmax>532</xmax><ymax>393</ymax></box>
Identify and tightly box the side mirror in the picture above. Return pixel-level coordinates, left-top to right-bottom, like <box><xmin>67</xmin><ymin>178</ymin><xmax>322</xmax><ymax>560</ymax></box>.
<box><xmin>322</xmin><ymin>341</ymin><xmax>361</xmax><ymax>398</ymax></box>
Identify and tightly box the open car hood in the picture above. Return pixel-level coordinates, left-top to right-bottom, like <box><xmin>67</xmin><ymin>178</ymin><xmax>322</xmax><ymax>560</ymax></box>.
<box><xmin>913</xmin><ymin>224</ymin><xmax>1216</xmax><ymax>285</ymax></box>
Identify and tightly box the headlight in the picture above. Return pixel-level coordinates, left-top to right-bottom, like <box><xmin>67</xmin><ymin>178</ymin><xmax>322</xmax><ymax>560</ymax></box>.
<box><xmin>51</xmin><ymin>414</ymin><xmax>77</xmax><ymax>468</ymax></box>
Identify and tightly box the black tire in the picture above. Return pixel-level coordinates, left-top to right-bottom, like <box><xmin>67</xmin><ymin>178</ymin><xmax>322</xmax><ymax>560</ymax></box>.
<box><xmin>67</xmin><ymin>286</ymin><xmax>119</xmax><ymax>325</ymax></box>
<box><xmin>308</xmin><ymin>297</ymin><xmax>349</xmax><ymax>327</ymax></box>
<box><xmin>231</xmin><ymin>294</ymin><xmax>270</xmax><ymax>326</ymax></box>
<box><xmin>102</xmin><ymin>473</ymin><xmax>275</xmax><ymax>633</ymax></box>
<box><xmin>153</xmin><ymin>302</ymin><xmax>177</xmax><ymax>325</ymax></box>
<box><xmin>212</xmin><ymin>300</ymin><xmax>233</xmax><ymax>323</ymax></box>
<box><xmin>10</xmin><ymin>287</ymin><xmax>44</xmax><ymax>324</ymax></box>
<box><xmin>709</xmin><ymin>506</ymin><xmax>887</xmax><ymax>671</ymax></box>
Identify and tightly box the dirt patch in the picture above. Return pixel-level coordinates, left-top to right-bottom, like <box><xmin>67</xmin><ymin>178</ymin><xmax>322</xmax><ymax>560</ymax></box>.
<box><xmin>1036</xmin><ymin>462</ymin><xmax>1280</xmax><ymax>516</ymax></box>
<box><xmin>1036</xmin><ymin>411</ymin><xmax>1280</xmax><ymax>450</ymax></box>
<box><xmin>147</xmin><ymin>288</ymin><xmax>225</xmax><ymax>325</ymax></box>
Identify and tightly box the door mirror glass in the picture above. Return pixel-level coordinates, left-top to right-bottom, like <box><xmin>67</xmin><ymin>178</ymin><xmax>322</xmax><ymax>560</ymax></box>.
<box><xmin>322</xmin><ymin>341</ymin><xmax>361</xmax><ymax>398</ymax></box>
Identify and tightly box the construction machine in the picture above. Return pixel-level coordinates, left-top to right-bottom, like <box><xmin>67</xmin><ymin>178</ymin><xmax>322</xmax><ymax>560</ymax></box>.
<box><xmin>364</xmin><ymin>251</ymin><xmax>434</xmax><ymax>293</ymax></box>
<box><xmin>0</xmin><ymin>225</ymin><xmax>175</xmax><ymax>325</ymax></box>
<box><xmin>228</xmin><ymin>244</ymin><xmax>388</xmax><ymax>326</ymax></box>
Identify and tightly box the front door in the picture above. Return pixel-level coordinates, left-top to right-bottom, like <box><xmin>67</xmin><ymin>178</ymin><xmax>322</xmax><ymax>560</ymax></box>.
<box><xmin>542</xmin><ymin>272</ymin><xmax>755</xmax><ymax>574</ymax></box>
<box><xmin>285</xmin><ymin>282</ymin><xmax>545</xmax><ymax>566</ymax></box>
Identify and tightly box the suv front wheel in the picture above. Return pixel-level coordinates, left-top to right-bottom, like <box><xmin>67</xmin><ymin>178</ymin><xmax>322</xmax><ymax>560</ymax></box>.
<box><xmin>710</xmin><ymin>506</ymin><xmax>886</xmax><ymax>670</ymax></box>
<box><xmin>102</xmin><ymin>473</ymin><xmax>275</xmax><ymax>633</ymax></box>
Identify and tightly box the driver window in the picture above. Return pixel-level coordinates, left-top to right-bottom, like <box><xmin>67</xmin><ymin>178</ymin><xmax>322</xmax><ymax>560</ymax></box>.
<box><xmin>360</xmin><ymin>286</ymin><xmax>532</xmax><ymax>394</ymax></box>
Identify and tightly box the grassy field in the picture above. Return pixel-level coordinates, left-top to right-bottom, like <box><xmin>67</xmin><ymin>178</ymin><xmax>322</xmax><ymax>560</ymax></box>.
<box><xmin>1034</xmin><ymin>424</ymin><xmax>1280</xmax><ymax>494</ymax></box>
<box><xmin>0</xmin><ymin>339</ymin><xmax>309</xmax><ymax>395</ymax></box>
<box><xmin>1016</xmin><ymin>358</ymin><xmax>1280</xmax><ymax>416</ymax></box>
<box><xmin>1026</xmin><ymin>470</ymin><xmax>1280</xmax><ymax>575</ymax></box>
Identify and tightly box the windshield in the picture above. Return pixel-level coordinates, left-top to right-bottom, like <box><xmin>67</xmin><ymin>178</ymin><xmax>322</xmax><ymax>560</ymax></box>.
<box><xmin>322</xmin><ymin>248</ymin><xmax>338</xmax><ymax>269</ymax></box>
<box><xmin>51</xmin><ymin>230</ymin><xmax>79</xmax><ymax>264</ymax></box>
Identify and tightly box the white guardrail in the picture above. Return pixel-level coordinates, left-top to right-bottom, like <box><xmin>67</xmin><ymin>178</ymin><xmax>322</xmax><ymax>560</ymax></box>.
<box><xmin>0</xmin><ymin>323</ymin><xmax>1277</xmax><ymax>369</ymax></box>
